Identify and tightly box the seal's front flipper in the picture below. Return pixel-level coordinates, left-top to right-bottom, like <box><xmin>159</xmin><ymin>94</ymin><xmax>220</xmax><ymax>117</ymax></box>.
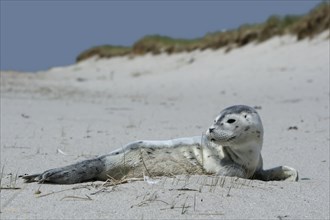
<box><xmin>253</xmin><ymin>166</ymin><xmax>299</xmax><ymax>182</ymax></box>
<box><xmin>22</xmin><ymin>158</ymin><xmax>106</xmax><ymax>184</ymax></box>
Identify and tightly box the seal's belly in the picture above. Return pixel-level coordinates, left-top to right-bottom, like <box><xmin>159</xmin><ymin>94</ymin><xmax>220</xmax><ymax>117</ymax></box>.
<box><xmin>103</xmin><ymin>146</ymin><xmax>206</xmax><ymax>179</ymax></box>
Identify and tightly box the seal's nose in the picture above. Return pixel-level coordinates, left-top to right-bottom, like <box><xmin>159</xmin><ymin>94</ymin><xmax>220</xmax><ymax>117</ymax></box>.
<box><xmin>208</xmin><ymin>127</ymin><xmax>215</xmax><ymax>133</ymax></box>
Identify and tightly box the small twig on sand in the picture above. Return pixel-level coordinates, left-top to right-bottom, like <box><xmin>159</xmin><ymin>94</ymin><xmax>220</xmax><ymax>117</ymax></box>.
<box><xmin>37</xmin><ymin>185</ymin><xmax>89</xmax><ymax>198</ymax></box>
<box><xmin>61</xmin><ymin>194</ymin><xmax>92</xmax><ymax>201</ymax></box>
<box><xmin>104</xmin><ymin>175</ymin><xmax>144</xmax><ymax>187</ymax></box>
<box><xmin>170</xmin><ymin>187</ymin><xmax>198</xmax><ymax>192</ymax></box>
<box><xmin>226</xmin><ymin>185</ymin><xmax>232</xmax><ymax>197</ymax></box>
<box><xmin>181</xmin><ymin>196</ymin><xmax>190</xmax><ymax>215</ymax></box>
<box><xmin>140</xmin><ymin>149</ymin><xmax>152</xmax><ymax>177</ymax></box>
<box><xmin>194</xmin><ymin>193</ymin><xmax>196</xmax><ymax>211</ymax></box>
<box><xmin>0</xmin><ymin>187</ymin><xmax>21</xmax><ymax>190</ymax></box>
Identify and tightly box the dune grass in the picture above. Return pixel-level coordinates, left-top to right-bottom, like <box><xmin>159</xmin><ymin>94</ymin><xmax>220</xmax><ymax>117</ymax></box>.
<box><xmin>76</xmin><ymin>2</ymin><xmax>329</xmax><ymax>62</ymax></box>
<box><xmin>132</xmin><ymin>35</ymin><xmax>202</xmax><ymax>55</ymax></box>
<box><xmin>76</xmin><ymin>45</ymin><xmax>131</xmax><ymax>62</ymax></box>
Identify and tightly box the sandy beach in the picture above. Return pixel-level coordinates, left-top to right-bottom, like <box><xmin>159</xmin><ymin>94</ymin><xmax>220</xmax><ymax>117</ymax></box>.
<box><xmin>1</xmin><ymin>33</ymin><xmax>329</xmax><ymax>219</ymax></box>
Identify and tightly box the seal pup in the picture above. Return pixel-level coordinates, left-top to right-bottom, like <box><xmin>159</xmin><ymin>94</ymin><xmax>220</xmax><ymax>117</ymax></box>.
<box><xmin>22</xmin><ymin>105</ymin><xmax>298</xmax><ymax>184</ymax></box>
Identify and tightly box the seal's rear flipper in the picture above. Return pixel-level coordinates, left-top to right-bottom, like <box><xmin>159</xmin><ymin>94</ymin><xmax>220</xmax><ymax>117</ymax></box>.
<box><xmin>20</xmin><ymin>174</ymin><xmax>42</xmax><ymax>183</ymax></box>
<box><xmin>21</xmin><ymin>158</ymin><xmax>106</xmax><ymax>184</ymax></box>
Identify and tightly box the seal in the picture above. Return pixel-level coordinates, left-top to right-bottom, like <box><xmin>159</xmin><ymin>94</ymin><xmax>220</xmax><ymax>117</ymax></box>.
<box><xmin>22</xmin><ymin>105</ymin><xmax>298</xmax><ymax>184</ymax></box>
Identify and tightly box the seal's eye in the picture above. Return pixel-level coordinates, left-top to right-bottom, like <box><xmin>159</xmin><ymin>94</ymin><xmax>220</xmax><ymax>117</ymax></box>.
<box><xmin>227</xmin><ymin>119</ymin><xmax>236</xmax><ymax>124</ymax></box>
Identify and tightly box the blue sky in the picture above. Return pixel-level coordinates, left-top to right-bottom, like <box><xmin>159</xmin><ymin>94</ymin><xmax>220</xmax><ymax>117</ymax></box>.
<box><xmin>0</xmin><ymin>1</ymin><xmax>323</xmax><ymax>72</ymax></box>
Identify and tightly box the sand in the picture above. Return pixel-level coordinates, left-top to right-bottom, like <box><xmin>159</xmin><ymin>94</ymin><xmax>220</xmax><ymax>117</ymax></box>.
<box><xmin>1</xmin><ymin>32</ymin><xmax>329</xmax><ymax>219</ymax></box>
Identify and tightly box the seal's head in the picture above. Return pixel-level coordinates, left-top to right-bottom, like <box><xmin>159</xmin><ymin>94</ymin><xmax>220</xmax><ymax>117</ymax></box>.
<box><xmin>206</xmin><ymin>105</ymin><xmax>263</xmax><ymax>146</ymax></box>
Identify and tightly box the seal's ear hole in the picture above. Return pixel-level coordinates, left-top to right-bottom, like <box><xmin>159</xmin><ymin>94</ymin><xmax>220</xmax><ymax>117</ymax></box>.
<box><xmin>244</xmin><ymin>115</ymin><xmax>247</xmax><ymax>118</ymax></box>
<box><xmin>227</xmin><ymin>119</ymin><xmax>236</xmax><ymax>124</ymax></box>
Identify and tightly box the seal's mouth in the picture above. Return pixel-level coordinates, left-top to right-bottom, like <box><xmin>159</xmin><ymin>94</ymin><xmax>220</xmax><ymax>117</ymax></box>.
<box><xmin>211</xmin><ymin>138</ymin><xmax>216</xmax><ymax>142</ymax></box>
<box><xmin>227</xmin><ymin>136</ymin><xmax>236</xmax><ymax>142</ymax></box>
